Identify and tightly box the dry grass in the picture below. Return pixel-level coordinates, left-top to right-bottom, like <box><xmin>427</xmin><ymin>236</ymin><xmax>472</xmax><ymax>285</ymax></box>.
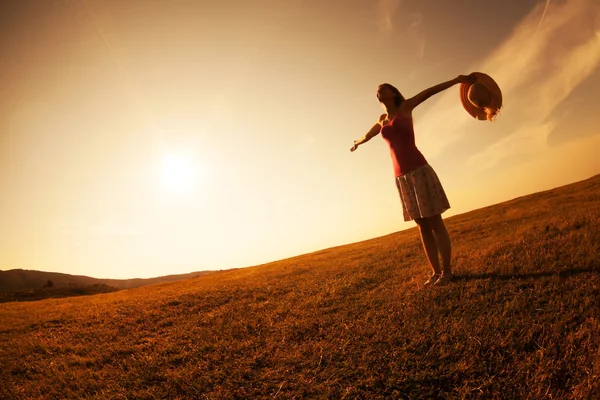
<box><xmin>0</xmin><ymin>284</ymin><xmax>120</xmax><ymax>303</ymax></box>
<box><xmin>1</xmin><ymin>175</ymin><xmax>599</xmax><ymax>399</ymax></box>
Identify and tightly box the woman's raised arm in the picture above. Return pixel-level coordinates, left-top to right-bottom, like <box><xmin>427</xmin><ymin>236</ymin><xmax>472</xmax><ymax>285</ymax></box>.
<box><xmin>404</xmin><ymin>74</ymin><xmax>475</xmax><ymax>110</ymax></box>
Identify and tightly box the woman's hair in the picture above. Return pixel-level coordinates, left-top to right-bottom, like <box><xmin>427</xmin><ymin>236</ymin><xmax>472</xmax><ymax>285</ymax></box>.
<box><xmin>379</xmin><ymin>83</ymin><xmax>405</xmax><ymax>107</ymax></box>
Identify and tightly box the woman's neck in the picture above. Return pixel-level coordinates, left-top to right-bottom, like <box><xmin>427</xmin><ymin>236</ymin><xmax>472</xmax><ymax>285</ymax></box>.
<box><xmin>385</xmin><ymin>104</ymin><xmax>398</xmax><ymax>117</ymax></box>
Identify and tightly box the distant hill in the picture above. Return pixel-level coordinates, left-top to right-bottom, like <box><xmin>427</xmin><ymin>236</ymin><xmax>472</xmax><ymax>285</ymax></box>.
<box><xmin>0</xmin><ymin>269</ymin><xmax>211</xmax><ymax>293</ymax></box>
<box><xmin>0</xmin><ymin>284</ymin><xmax>120</xmax><ymax>303</ymax></box>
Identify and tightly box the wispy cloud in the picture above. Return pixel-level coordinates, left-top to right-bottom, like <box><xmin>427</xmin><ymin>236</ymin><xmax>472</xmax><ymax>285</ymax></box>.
<box><xmin>416</xmin><ymin>0</ymin><xmax>600</xmax><ymax>170</ymax></box>
<box><xmin>408</xmin><ymin>12</ymin><xmax>426</xmax><ymax>58</ymax></box>
<box><xmin>468</xmin><ymin>122</ymin><xmax>555</xmax><ymax>170</ymax></box>
<box><xmin>509</xmin><ymin>0</ymin><xmax>551</xmax><ymax>83</ymax></box>
<box><xmin>376</xmin><ymin>0</ymin><xmax>402</xmax><ymax>34</ymax></box>
<box><xmin>376</xmin><ymin>0</ymin><xmax>426</xmax><ymax>58</ymax></box>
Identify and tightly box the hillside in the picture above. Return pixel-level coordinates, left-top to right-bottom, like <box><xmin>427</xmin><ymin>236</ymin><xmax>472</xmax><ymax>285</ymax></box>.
<box><xmin>0</xmin><ymin>268</ymin><xmax>211</xmax><ymax>293</ymax></box>
<box><xmin>1</xmin><ymin>175</ymin><xmax>599</xmax><ymax>399</ymax></box>
<box><xmin>0</xmin><ymin>284</ymin><xmax>121</xmax><ymax>303</ymax></box>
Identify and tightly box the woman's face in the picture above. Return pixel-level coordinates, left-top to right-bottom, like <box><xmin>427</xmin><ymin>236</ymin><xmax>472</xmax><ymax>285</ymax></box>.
<box><xmin>377</xmin><ymin>85</ymin><xmax>395</xmax><ymax>103</ymax></box>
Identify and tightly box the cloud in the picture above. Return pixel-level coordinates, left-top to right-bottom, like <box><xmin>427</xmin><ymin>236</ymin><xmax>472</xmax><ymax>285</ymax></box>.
<box><xmin>376</xmin><ymin>1</ymin><xmax>426</xmax><ymax>58</ymax></box>
<box><xmin>408</xmin><ymin>12</ymin><xmax>426</xmax><ymax>58</ymax></box>
<box><xmin>416</xmin><ymin>0</ymin><xmax>600</xmax><ymax>171</ymax></box>
<box><xmin>509</xmin><ymin>0</ymin><xmax>551</xmax><ymax>82</ymax></box>
<box><xmin>376</xmin><ymin>0</ymin><xmax>402</xmax><ymax>34</ymax></box>
<box><xmin>467</xmin><ymin>122</ymin><xmax>555</xmax><ymax>170</ymax></box>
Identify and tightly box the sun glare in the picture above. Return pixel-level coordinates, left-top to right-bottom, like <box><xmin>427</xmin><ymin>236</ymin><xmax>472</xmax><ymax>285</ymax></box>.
<box><xmin>160</xmin><ymin>153</ymin><xmax>198</xmax><ymax>192</ymax></box>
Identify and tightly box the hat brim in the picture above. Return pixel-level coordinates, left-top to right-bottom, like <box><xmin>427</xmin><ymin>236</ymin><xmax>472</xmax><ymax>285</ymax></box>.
<box><xmin>460</xmin><ymin>72</ymin><xmax>503</xmax><ymax>121</ymax></box>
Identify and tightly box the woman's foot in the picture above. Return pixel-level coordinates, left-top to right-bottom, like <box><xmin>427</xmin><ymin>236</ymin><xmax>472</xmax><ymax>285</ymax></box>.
<box><xmin>424</xmin><ymin>273</ymin><xmax>440</xmax><ymax>286</ymax></box>
<box><xmin>435</xmin><ymin>272</ymin><xmax>454</xmax><ymax>285</ymax></box>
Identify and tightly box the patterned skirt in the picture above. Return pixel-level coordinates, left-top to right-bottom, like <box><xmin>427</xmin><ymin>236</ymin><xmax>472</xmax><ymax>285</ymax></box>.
<box><xmin>395</xmin><ymin>164</ymin><xmax>450</xmax><ymax>221</ymax></box>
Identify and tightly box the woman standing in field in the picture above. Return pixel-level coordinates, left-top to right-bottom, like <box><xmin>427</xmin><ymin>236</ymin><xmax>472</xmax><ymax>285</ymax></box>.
<box><xmin>350</xmin><ymin>74</ymin><xmax>476</xmax><ymax>285</ymax></box>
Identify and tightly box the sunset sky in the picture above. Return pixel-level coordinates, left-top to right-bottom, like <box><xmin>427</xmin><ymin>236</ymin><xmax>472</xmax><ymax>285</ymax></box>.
<box><xmin>1</xmin><ymin>0</ymin><xmax>599</xmax><ymax>279</ymax></box>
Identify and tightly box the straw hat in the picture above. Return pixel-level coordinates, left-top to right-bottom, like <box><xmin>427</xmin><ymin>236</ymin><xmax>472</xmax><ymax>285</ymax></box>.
<box><xmin>460</xmin><ymin>72</ymin><xmax>502</xmax><ymax>121</ymax></box>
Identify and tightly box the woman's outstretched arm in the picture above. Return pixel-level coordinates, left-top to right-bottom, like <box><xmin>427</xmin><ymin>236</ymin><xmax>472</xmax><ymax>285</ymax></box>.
<box><xmin>405</xmin><ymin>74</ymin><xmax>475</xmax><ymax>110</ymax></box>
<box><xmin>350</xmin><ymin>115</ymin><xmax>385</xmax><ymax>152</ymax></box>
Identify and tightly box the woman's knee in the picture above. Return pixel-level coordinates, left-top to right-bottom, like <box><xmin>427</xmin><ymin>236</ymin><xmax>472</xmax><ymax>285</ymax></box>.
<box><xmin>428</xmin><ymin>215</ymin><xmax>448</xmax><ymax>234</ymax></box>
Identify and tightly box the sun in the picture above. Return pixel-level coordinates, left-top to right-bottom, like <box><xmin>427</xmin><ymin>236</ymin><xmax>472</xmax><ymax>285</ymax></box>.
<box><xmin>160</xmin><ymin>153</ymin><xmax>198</xmax><ymax>192</ymax></box>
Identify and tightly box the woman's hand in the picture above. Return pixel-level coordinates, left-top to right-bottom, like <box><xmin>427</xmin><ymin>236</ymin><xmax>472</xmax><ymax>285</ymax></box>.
<box><xmin>457</xmin><ymin>73</ymin><xmax>477</xmax><ymax>85</ymax></box>
<box><xmin>406</xmin><ymin>75</ymin><xmax>475</xmax><ymax>109</ymax></box>
<box><xmin>351</xmin><ymin>121</ymin><xmax>383</xmax><ymax>152</ymax></box>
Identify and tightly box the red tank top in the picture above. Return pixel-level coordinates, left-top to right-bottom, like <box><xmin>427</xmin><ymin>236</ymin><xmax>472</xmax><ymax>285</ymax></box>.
<box><xmin>380</xmin><ymin>113</ymin><xmax>428</xmax><ymax>177</ymax></box>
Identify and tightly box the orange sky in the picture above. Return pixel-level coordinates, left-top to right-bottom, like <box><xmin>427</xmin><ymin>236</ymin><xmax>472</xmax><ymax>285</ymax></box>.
<box><xmin>1</xmin><ymin>0</ymin><xmax>599</xmax><ymax>279</ymax></box>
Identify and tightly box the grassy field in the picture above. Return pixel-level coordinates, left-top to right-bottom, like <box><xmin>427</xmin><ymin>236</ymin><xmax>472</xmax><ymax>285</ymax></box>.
<box><xmin>0</xmin><ymin>284</ymin><xmax>120</xmax><ymax>304</ymax></box>
<box><xmin>1</xmin><ymin>175</ymin><xmax>599</xmax><ymax>399</ymax></box>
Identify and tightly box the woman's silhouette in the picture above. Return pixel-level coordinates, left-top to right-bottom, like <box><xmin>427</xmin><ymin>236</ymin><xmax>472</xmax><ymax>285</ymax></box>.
<box><xmin>351</xmin><ymin>74</ymin><xmax>475</xmax><ymax>285</ymax></box>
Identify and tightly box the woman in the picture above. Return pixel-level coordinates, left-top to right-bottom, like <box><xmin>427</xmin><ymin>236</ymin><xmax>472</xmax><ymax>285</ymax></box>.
<box><xmin>350</xmin><ymin>74</ymin><xmax>475</xmax><ymax>285</ymax></box>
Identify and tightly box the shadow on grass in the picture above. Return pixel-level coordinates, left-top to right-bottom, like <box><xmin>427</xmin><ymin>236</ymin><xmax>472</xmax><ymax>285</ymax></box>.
<box><xmin>454</xmin><ymin>267</ymin><xmax>597</xmax><ymax>282</ymax></box>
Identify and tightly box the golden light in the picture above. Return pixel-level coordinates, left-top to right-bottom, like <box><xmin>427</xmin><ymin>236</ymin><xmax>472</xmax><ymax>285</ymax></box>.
<box><xmin>160</xmin><ymin>153</ymin><xmax>199</xmax><ymax>192</ymax></box>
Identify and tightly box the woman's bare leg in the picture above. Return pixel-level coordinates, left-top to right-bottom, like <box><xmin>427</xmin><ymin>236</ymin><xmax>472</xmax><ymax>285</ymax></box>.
<box><xmin>428</xmin><ymin>214</ymin><xmax>452</xmax><ymax>276</ymax></box>
<box><xmin>415</xmin><ymin>217</ymin><xmax>442</xmax><ymax>275</ymax></box>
